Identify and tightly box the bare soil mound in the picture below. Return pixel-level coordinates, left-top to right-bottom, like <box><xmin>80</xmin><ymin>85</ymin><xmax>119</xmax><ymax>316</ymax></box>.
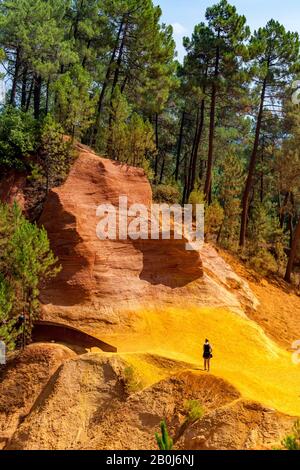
<box><xmin>178</xmin><ymin>399</ymin><xmax>295</xmax><ymax>450</ymax></box>
<box><xmin>5</xmin><ymin>354</ymin><xmax>293</xmax><ymax>450</ymax></box>
<box><xmin>0</xmin><ymin>343</ymin><xmax>75</xmax><ymax>449</ymax></box>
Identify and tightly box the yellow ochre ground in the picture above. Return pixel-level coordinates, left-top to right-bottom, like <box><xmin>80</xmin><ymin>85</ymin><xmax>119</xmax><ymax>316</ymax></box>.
<box><xmin>99</xmin><ymin>306</ymin><xmax>300</xmax><ymax>418</ymax></box>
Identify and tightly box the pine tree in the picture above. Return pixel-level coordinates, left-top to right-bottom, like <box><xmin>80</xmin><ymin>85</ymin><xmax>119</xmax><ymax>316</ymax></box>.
<box><xmin>0</xmin><ymin>202</ymin><xmax>60</xmax><ymax>347</ymax></box>
<box><xmin>52</xmin><ymin>64</ymin><xmax>96</xmax><ymax>138</ymax></box>
<box><xmin>0</xmin><ymin>274</ymin><xmax>17</xmax><ymax>351</ymax></box>
<box><xmin>240</xmin><ymin>20</ymin><xmax>300</xmax><ymax>246</ymax></box>
<box><xmin>203</xmin><ymin>0</ymin><xmax>250</xmax><ymax>203</ymax></box>
<box><xmin>217</xmin><ymin>153</ymin><xmax>245</xmax><ymax>248</ymax></box>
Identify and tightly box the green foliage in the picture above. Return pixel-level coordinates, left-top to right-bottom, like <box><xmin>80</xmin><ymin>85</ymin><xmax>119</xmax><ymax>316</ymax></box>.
<box><xmin>282</xmin><ymin>420</ymin><xmax>300</xmax><ymax>450</ymax></box>
<box><xmin>153</xmin><ymin>184</ymin><xmax>180</xmax><ymax>204</ymax></box>
<box><xmin>247</xmin><ymin>248</ymin><xmax>278</xmax><ymax>276</ymax></box>
<box><xmin>123</xmin><ymin>366</ymin><xmax>143</xmax><ymax>394</ymax></box>
<box><xmin>39</xmin><ymin>115</ymin><xmax>74</xmax><ymax>191</ymax></box>
<box><xmin>155</xmin><ymin>420</ymin><xmax>173</xmax><ymax>450</ymax></box>
<box><xmin>217</xmin><ymin>153</ymin><xmax>245</xmax><ymax>250</ymax></box>
<box><xmin>188</xmin><ymin>189</ymin><xmax>205</xmax><ymax>205</ymax></box>
<box><xmin>0</xmin><ymin>107</ymin><xmax>38</xmax><ymax>169</ymax></box>
<box><xmin>245</xmin><ymin>203</ymin><xmax>287</xmax><ymax>275</ymax></box>
<box><xmin>0</xmin><ymin>274</ymin><xmax>17</xmax><ymax>351</ymax></box>
<box><xmin>52</xmin><ymin>65</ymin><xmax>96</xmax><ymax>139</ymax></box>
<box><xmin>205</xmin><ymin>201</ymin><xmax>224</xmax><ymax>240</ymax></box>
<box><xmin>188</xmin><ymin>189</ymin><xmax>224</xmax><ymax>238</ymax></box>
<box><xmin>188</xmin><ymin>188</ymin><xmax>205</xmax><ymax>218</ymax></box>
<box><xmin>0</xmin><ymin>202</ymin><xmax>60</xmax><ymax>348</ymax></box>
<box><xmin>184</xmin><ymin>400</ymin><xmax>204</xmax><ymax>424</ymax></box>
<box><xmin>107</xmin><ymin>88</ymin><xmax>156</xmax><ymax>174</ymax></box>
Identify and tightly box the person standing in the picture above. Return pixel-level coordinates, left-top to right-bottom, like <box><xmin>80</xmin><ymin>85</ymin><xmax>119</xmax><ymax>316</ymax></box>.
<box><xmin>203</xmin><ymin>339</ymin><xmax>212</xmax><ymax>372</ymax></box>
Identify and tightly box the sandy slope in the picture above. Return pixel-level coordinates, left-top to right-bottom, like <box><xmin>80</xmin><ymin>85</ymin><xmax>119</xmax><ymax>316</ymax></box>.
<box><xmin>100</xmin><ymin>305</ymin><xmax>300</xmax><ymax>418</ymax></box>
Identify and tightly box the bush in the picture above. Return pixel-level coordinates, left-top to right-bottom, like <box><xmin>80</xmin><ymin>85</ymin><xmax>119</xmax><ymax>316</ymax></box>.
<box><xmin>282</xmin><ymin>420</ymin><xmax>300</xmax><ymax>450</ymax></box>
<box><xmin>153</xmin><ymin>184</ymin><xmax>180</xmax><ymax>204</ymax></box>
<box><xmin>248</xmin><ymin>248</ymin><xmax>278</xmax><ymax>276</ymax></box>
<box><xmin>188</xmin><ymin>188</ymin><xmax>205</xmax><ymax>206</ymax></box>
<box><xmin>39</xmin><ymin>115</ymin><xmax>74</xmax><ymax>192</ymax></box>
<box><xmin>205</xmin><ymin>201</ymin><xmax>224</xmax><ymax>239</ymax></box>
<box><xmin>123</xmin><ymin>366</ymin><xmax>143</xmax><ymax>394</ymax></box>
<box><xmin>245</xmin><ymin>202</ymin><xmax>287</xmax><ymax>275</ymax></box>
<box><xmin>0</xmin><ymin>106</ymin><xmax>38</xmax><ymax>170</ymax></box>
<box><xmin>0</xmin><ymin>273</ymin><xmax>17</xmax><ymax>351</ymax></box>
<box><xmin>184</xmin><ymin>399</ymin><xmax>204</xmax><ymax>423</ymax></box>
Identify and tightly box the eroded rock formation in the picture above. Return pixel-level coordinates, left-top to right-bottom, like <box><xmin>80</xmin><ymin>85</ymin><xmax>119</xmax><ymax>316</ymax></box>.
<box><xmin>39</xmin><ymin>145</ymin><xmax>257</xmax><ymax>336</ymax></box>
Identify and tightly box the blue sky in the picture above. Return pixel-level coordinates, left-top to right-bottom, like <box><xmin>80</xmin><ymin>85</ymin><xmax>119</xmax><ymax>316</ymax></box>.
<box><xmin>154</xmin><ymin>0</ymin><xmax>300</xmax><ymax>61</ymax></box>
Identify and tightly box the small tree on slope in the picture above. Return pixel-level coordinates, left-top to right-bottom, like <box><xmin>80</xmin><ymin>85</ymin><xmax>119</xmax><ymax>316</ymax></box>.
<box><xmin>155</xmin><ymin>420</ymin><xmax>173</xmax><ymax>450</ymax></box>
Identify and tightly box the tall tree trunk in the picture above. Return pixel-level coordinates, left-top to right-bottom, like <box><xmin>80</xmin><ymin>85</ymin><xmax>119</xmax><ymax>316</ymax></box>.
<box><xmin>239</xmin><ymin>76</ymin><xmax>268</xmax><ymax>247</ymax></box>
<box><xmin>33</xmin><ymin>75</ymin><xmax>42</xmax><ymax>119</ymax></box>
<box><xmin>182</xmin><ymin>152</ymin><xmax>188</xmax><ymax>205</ymax></box>
<box><xmin>21</xmin><ymin>66</ymin><xmax>28</xmax><ymax>109</ymax></box>
<box><xmin>189</xmin><ymin>96</ymin><xmax>206</xmax><ymax>197</ymax></box>
<box><xmin>187</xmin><ymin>107</ymin><xmax>200</xmax><ymax>201</ymax></box>
<box><xmin>260</xmin><ymin>149</ymin><xmax>264</xmax><ymax>203</ymax></box>
<box><xmin>73</xmin><ymin>0</ymin><xmax>84</xmax><ymax>40</ymax></box>
<box><xmin>26</xmin><ymin>77</ymin><xmax>34</xmax><ymax>112</ymax></box>
<box><xmin>175</xmin><ymin>111</ymin><xmax>185</xmax><ymax>181</ymax></box>
<box><xmin>204</xmin><ymin>33</ymin><xmax>220</xmax><ymax>202</ymax></box>
<box><xmin>154</xmin><ymin>113</ymin><xmax>159</xmax><ymax>183</ymax></box>
<box><xmin>285</xmin><ymin>217</ymin><xmax>300</xmax><ymax>283</ymax></box>
<box><xmin>199</xmin><ymin>159</ymin><xmax>205</xmax><ymax>181</ymax></box>
<box><xmin>107</xmin><ymin>18</ymin><xmax>129</xmax><ymax>155</ymax></box>
<box><xmin>45</xmin><ymin>78</ymin><xmax>50</xmax><ymax>114</ymax></box>
<box><xmin>10</xmin><ymin>47</ymin><xmax>21</xmax><ymax>106</ymax></box>
<box><xmin>92</xmin><ymin>19</ymin><xmax>124</xmax><ymax>144</ymax></box>
<box><xmin>159</xmin><ymin>153</ymin><xmax>165</xmax><ymax>184</ymax></box>
<box><xmin>280</xmin><ymin>192</ymin><xmax>290</xmax><ymax>228</ymax></box>
<box><xmin>109</xmin><ymin>19</ymin><xmax>129</xmax><ymax>102</ymax></box>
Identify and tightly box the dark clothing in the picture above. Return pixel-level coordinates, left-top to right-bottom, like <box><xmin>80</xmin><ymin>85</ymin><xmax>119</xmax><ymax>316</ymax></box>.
<box><xmin>203</xmin><ymin>343</ymin><xmax>212</xmax><ymax>359</ymax></box>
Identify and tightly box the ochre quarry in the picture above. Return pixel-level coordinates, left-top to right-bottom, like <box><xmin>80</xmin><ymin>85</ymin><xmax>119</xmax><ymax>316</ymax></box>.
<box><xmin>2</xmin><ymin>145</ymin><xmax>300</xmax><ymax>450</ymax></box>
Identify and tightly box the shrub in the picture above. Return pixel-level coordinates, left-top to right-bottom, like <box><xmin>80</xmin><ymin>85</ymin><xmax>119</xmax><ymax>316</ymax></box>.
<box><xmin>188</xmin><ymin>190</ymin><xmax>224</xmax><ymax>238</ymax></box>
<box><xmin>282</xmin><ymin>420</ymin><xmax>300</xmax><ymax>450</ymax></box>
<box><xmin>248</xmin><ymin>248</ymin><xmax>278</xmax><ymax>276</ymax></box>
<box><xmin>205</xmin><ymin>201</ymin><xmax>224</xmax><ymax>239</ymax></box>
<box><xmin>0</xmin><ymin>106</ymin><xmax>38</xmax><ymax>170</ymax></box>
<box><xmin>245</xmin><ymin>202</ymin><xmax>287</xmax><ymax>275</ymax></box>
<box><xmin>0</xmin><ymin>274</ymin><xmax>17</xmax><ymax>351</ymax></box>
<box><xmin>153</xmin><ymin>184</ymin><xmax>180</xmax><ymax>204</ymax></box>
<box><xmin>188</xmin><ymin>188</ymin><xmax>205</xmax><ymax>206</ymax></box>
<box><xmin>123</xmin><ymin>366</ymin><xmax>143</xmax><ymax>394</ymax></box>
<box><xmin>184</xmin><ymin>399</ymin><xmax>204</xmax><ymax>423</ymax></box>
<box><xmin>155</xmin><ymin>420</ymin><xmax>173</xmax><ymax>450</ymax></box>
<box><xmin>39</xmin><ymin>115</ymin><xmax>74</xmax><ymax>192</ymax></box>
